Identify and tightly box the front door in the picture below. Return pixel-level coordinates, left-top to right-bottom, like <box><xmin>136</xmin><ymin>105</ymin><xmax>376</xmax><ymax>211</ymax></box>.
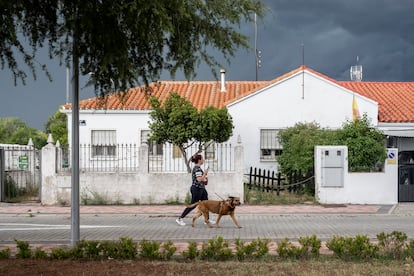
<box><xmin>399</xmin><ymin>164</ymin><xmax>414</xmax><ymax>202</ymax></box>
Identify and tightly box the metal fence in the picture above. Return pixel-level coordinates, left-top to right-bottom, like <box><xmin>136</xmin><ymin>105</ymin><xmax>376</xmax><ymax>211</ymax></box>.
<box><xmin>57</xmin><ymin>143</ymin><xmax>235</xmax><ymax>173</ymax></box>
<box><xmin>0</xmin><ymin>145</ymin><xmax>40</xmax><ymax>202</ymax></box>
<box><xmin>148</xmin><ymin>143</ymin><xmax>234</xmax><ymax>173</ymax></box>
<box><xmin>58</xmin><ymin>144</ymin><xmax>139</xmax><ymax>172</ymax></box>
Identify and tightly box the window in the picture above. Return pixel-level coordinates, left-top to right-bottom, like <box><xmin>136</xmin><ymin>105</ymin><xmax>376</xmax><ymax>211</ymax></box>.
<box><xmin>260</xmin><ymin>129</ymin><xmax>282</xmax><ymax>160</ymax></box>
<box><xmin>91</xmin><ymin>130</ymin><xmax>116</xmax><ymax>157</ymax></box>
<box><xmin>141</xmin><ymin>130</ymin><xmax>163</xmax><ymax>156</ymax></box>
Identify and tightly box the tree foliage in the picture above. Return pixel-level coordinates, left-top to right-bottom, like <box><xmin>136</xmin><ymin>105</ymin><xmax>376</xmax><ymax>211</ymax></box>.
<box><xmin>1</xmin><ymin>0</ymin><xmax>266</xmax><ymax>95</ymax></box>
<box><xmin>278</xmin><ymin>122</ymin><xmax>335</xmax><ymax>174</ymax></box>
<box><xmin>148</xmin><ymin>93</ymin><xmax>233</xmax><ymax>172</ymax></box>
<box><xmin>336</xmin><ymin>114</ymin><xmax>387</xmax><ymax>172</ymax></box>
<box><xmin>278</xmin><ymin>115</ymin><xmax>387</xmax><ymax>173</ymax></box>
<box><xmin>0</xmin><ymin>117</ymin><xmax>47</xmax><ymax>148</ymax></box>
<box><xmin>45</xmin><ymin>109</ymin><xmax>68</xmax><ymax>146</ymax></box>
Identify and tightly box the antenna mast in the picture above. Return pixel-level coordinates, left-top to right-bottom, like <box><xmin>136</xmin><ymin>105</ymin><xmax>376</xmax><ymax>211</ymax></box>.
<box><xmin>350</xmin><ymin>56</ymin><xmax>363</xmax><ymax>81</ymax></box>
<box><xmin>254</xmin><ymin>13</ymin><xmax>261</xmax><ymax>81</ymax></box>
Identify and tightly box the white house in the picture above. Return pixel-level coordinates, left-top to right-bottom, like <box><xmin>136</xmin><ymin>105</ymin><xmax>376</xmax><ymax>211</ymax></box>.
<box><xmin>61</xmin><ymin>66</ymin><xmax>414</xmax><ymax>173</ymax></box>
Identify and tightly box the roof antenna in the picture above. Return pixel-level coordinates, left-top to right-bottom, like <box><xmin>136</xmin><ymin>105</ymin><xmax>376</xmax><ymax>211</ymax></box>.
<box><xmin>254</xmin><ymin>12</ymin><xmax>262</xmax><ymax>81</ymax></box>
<box><xmin>350</xmin><ymin>56</ymin><xmax>362</xmax><ymax>81</ymax></box>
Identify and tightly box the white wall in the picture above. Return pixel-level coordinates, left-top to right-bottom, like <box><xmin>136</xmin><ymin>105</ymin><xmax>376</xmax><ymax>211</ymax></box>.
<box><xmin>41</xmin><ymin>143</ymin><xmax>244</xmax><ymax>205</ymax></box>
<box><xmin>227</xmin><ymin>71</ymin><xmax>378</xmax><ymax>172</ymax></box>
<box><xmin>65</xmin><ymin>110</ymin><xmax>151</xmax><ymax>145</ymax></box>
<box><xmin>314</xmin><ymin>146</ymin><xmax>398</xmax><ymax>205</ymax></box>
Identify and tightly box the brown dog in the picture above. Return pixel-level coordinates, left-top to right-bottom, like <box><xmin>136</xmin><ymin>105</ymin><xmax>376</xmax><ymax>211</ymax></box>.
<box><xmin>186</xmin><ymin>196</ymin><xmax>242</xmax><ymax>228</ymax></box>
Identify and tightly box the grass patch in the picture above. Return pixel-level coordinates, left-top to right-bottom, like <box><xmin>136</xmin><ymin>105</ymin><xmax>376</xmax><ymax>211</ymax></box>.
<box><xmin>244</xmin><ymin>184</ymin><xmax>316</xmax><ymax>205</ymax></box>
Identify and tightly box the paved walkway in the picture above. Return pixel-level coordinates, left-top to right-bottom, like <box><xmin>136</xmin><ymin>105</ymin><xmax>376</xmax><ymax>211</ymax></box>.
<box><xmin>1</xmin><ymin>203</ymin><xmax>413</xmax><ymax>256</ymax></box>
<box><xmin>0</xmin><ymin>202</ymin><xmax>395</xmax><ymax>215</ymax></box>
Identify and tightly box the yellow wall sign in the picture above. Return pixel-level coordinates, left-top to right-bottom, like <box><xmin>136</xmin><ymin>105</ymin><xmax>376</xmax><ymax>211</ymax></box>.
<box><xmin>387</xmin><ymin>150</ymin><xmax>397</xmax><ymax>165</ymax></box>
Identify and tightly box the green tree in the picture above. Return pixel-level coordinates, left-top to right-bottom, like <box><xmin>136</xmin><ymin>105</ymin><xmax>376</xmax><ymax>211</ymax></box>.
<box><xmin>148</xmin><ymin>93</ymin><xmax>233</xmax><ymax>172</ymax></box>
<box><xmin>0</xmin><ymin>118</ymin><xmax>27</xmax><ymax>143</ymax></box>
<box><xmin>0</xmin><ymin>117</ymin><xmax>47</xmax><ymax>148</ymax></box>
<box><xmin>278</xmin><ymin>115</ymin><xmax>387</xmax><ymax>173</ymax></box>
<box><xmin>2</xmin><ymin>0</ymin><xmax>266</xmax><ymax>94</ymax></box>
<box><xmin>336</xmin><ymin>114</ymin><xmax>387</xmax><ymax>172</ymax></box>
<box><xmin>45</xmin><ymin>109</ymin><xmax>68</xmax><ymax>146</ymax></box>
<box><xmin>278</xmin><ymin>122</ymin><xmax>335</xmax><ymax>174</ymax></box>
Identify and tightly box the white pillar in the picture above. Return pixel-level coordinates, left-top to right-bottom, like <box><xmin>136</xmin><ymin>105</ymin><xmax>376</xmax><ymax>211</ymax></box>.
<box><xmin>41</xmin><ymin>142</ymin><xmax>57</xmax><ymax>205</ymax></box>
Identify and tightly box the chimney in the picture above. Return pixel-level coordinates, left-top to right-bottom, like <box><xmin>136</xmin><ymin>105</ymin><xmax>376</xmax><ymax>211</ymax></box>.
<box><xmin>220</xmin><ymin>69</ymin><xmax>226</xmax><ymax>92</ymax></box>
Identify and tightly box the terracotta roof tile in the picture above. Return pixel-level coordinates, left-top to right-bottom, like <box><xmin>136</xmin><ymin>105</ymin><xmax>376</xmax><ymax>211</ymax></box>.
<box><xmin>67</xmin><ymin>80</ymin><xmax>270</xmax><ymax>111</ymax></box>
<box><xmin>339</xmin><ymin>81</ymin><xmax>414</xmax><ymax>123</ymax></box>
<box><xmin>64</xmin><ymin>66</ymin><xmax>414</xmax><ymax>123</ymax></box>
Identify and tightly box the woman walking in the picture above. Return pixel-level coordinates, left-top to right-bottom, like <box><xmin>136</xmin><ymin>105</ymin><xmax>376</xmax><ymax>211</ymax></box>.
<box><xmin>176</xmin><ymin>154</ymin><xmax>214</xmax><ymax>226</ymax></box>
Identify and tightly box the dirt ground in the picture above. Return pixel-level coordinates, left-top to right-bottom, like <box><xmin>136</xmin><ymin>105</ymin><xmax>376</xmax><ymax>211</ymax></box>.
<box><xmin>1</xmin><ymin>259</ymin><xmax>273</xmax><ymax>276</ymax></box>
<box><xmin>0</xmin><ymin>259</ymin><xmax>188</xmax><ymax>276</ymax></box>
<box><xmin>1</xmin><ymin>258</ymin><xmax>414</xmax><ymax>276</ymax></box>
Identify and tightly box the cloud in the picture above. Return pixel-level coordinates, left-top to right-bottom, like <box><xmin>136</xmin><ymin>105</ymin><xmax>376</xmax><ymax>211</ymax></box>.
<box><xmin>2</xmin><ymin>0</ymin><xmax>414</xmax><ymax>130</ymax></box>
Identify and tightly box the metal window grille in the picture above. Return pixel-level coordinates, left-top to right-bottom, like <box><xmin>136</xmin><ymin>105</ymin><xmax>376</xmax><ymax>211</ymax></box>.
<box><xmin>260</xmin><ymin>129</ymin><xmax>283</xmax><ymax>160</ymax></box>
<box><xmin>91</xmin><ymin>130</ymin><xmax>117</xmax><ymax>158</ymax></box>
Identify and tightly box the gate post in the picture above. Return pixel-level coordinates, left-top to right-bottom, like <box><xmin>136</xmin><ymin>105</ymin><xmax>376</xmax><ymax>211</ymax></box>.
<box><xmin>41</xmin><ymin>139</ymin><xmax>57</xmax><ymax>205</ymax></box>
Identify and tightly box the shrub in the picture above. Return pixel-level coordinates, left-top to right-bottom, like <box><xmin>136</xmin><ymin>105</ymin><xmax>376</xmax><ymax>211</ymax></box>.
<box><xmin>182</xmin><ymin>241</ymin><xmax>199</xmax><ymax>259</ymax></box>
<box><xmin>159</xmin><ymin>240</ymin><xmax>177</xmax><ymax>260</ymax></box>
<box><xmin>15</xmin><ymin>240</ymin><xmax>32</xmax><ymax>258</ymax></box>
<box><xmin>80</xmin><ymin>240</ymin><xmax>102</xmax><ymax>259</ymax></box>
<box><xmin>139</xmin><ymin>239</ymin><xmax>161</xmax><ymax>259</ymax></box>
<box><xmin>276</xmin><ymin>238</ymin><xmax>304</xmax><ymax>259</ymax></box>
<box><xmin>50</xmin><ymin>247</ymin><xmax>70</xmax><ymax>259</ymax></box>
<box><xmin>33</xmin><ymin>247</ymin><xmax>48</xmax><ymax>259</ymax></box>
<box><xmin>199</xmin><ymin>236</ymin><xmax>233</xmax><ymax>261</ymax></box>
<box><xmin>69</xmin><ymin>238</ymin><xmax>138</xmax><ymax>260</ymax></box>
<box><xmin>377</xmin><ymin>231</ymin><xmax>408</xmax><ymax>259</ymax></box>
<box><xmin>0</xmin><ymin>248</ymin><xmax>10</xmax><ymax>259</ymax></box>
<box><xmin>116</xmin><ymin>237</ymin><xmax>138</xmax><ymax>259</ymax></box>
<box><xmin>298</xmin><ymin>234</ymin><xmax>322</xmax><ymax>258</ymax></box>
<box><xmin>406</xmin><ymin>240</ymin><xmax>414</xmax><ymax>259</ymax></box>
<box><xmin>326</xmin><ymin>235</ymin><xmax>378</xmax><ymax>261</ymax></box>
<box><xmin>234</xmin><ymin>238</ymin><xmax>270</xmax><ymax>260</ymax></box>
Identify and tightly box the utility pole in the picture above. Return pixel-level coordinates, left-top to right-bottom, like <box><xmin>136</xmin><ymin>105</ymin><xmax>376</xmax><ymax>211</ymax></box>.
<box><xmin>71</xmin><ymin>18</ymin><xmax>80</xmax><ymax>247</ymax></box>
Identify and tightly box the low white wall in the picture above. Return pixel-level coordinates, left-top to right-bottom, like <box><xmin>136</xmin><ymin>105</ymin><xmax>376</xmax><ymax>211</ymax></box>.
<box><xmin>315</xmin><ymin>146</ymin><xmax>398</xmax><ymax>205</ymax></box>
<box><xmin>41</xmin><ymin>143</ymin><xmax>244</xmax><ymax>205</ymax></box>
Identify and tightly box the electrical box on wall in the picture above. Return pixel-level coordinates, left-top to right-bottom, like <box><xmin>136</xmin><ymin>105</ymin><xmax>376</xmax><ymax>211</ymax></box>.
<box><xmin>321</xmin><ymin>148</ymin><xmax>345</xmax><ymax>187</ymax></box>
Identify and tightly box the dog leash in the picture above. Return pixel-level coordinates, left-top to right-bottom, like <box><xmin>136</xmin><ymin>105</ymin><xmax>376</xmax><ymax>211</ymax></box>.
<box><xmin>215</xmin><ymin>192</ymin><xmax>225</xmax><ymax>201</ymax></box>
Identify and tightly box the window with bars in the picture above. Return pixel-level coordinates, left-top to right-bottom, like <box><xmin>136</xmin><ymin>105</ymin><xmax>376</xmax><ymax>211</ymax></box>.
<box><xmin>260</xmin><ymin>129</ymin><xmax>282</xmax><ymax>160</ymax></box>
<box><xmin>141</xmin><ymin>130</ymin><xmax>163</xmax><ymax>156</ymax></box>
<box><xmin>91</xmin><ymin>130</ymin><xmax>116</xmax><ymax>157</ymax></box>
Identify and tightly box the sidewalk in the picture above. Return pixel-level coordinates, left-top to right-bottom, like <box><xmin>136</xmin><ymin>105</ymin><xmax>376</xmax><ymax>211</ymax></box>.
<box><xmin>0</xmin><ymin>202</ymin><xmax>394</xmax><ymax>215</ymax></box>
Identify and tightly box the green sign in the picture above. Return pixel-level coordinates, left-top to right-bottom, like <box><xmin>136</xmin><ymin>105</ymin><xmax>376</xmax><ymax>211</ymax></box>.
<box><xmin>19</xmin><ymin>155</ymin><xmax>29</xmax><ymax>169</ymax></box>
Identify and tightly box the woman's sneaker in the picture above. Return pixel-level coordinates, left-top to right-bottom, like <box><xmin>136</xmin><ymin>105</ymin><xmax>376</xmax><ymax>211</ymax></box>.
<box><xmin>176</xmin><ymin>218</ymin><xmax>186</xmax><ymax>226</ymax></box>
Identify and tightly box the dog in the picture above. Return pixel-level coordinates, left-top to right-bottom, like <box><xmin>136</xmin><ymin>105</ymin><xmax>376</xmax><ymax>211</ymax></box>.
<box><xmin>186</xmin><ymin>196</ymin><xmax>242</xmax><ymax>228</ymax></box>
